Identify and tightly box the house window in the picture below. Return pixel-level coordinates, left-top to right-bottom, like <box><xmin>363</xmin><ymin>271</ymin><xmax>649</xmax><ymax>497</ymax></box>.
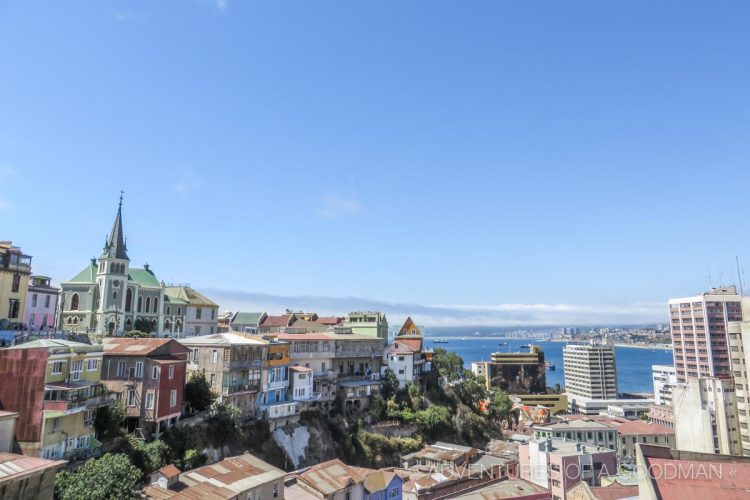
<box><xmin>31</xmin><ymin>294</ymin><xmax>37</xmax><ymax>307</ymax></box>
<box><xmin>153</xmin><ymin>298</ymin><xmax>158</xmax><ymax>313</ymax></box>
<box><xmin>70</xmin><ymin>293</ymin><xmax>79</xmax><ymax>311</ymax></box>
<box><xmin>125</xmin><ymin>289</ymin><xmax>133</xmax><ymax>312</ymax></box>
<box><xmin>273</xmin><ymin>482</ymin><xmax>279</xmax><ymax>498</ymax></box>
<box><xmin>145</xmin><ymin>392</ymin><xmax>154</xmax><ymax>410</ymax></box>
<box><xmin>196</xmin><ymin>308</ymin><xmax>202</xmax><ymax>320</ymax></box>
<box><xmin>137</xmin><ymin>296</ymin><xmax>142</xmax><ymax>312</ymax></box>
<box><xmin>45</xmin><ymin>295</ymin><xmax>50</xmax><ymax>308</ymax></box>
<box><xmin>29</xmin><ymin>313</ymin><xmax>36</xmax><ymax>327</ymax></box>
<box><xmin>210</xmin><ymin>373</ymin><xmax>216</xmax><ymax>386</ymax></box>
<box><xmin>390</xmin><ymin>487</ymin><xmax>399</xmax><ymax>498</ymax></box>
<box><xmin>8</xmin><ymin>299</ymin><xmax>20</xmax><ymax>319</ymax></box>
<box><xmin>11</xmin><ymin>274</ymin><xmax>20</xmax><ymax>293</ymax></box>
<box><xmin>51</xmin><ymin>361</ymin><xmax>63</xmax><ymax>374</ymax></box>
<box><xmin>87</xmin><ymin>359</ymin><xmax>98</xmax><ymax>371</ymax></box>
<box><xmin>211</xmin><ymin>350</ymin><xmax>218</xmax><ymax>363</ymax></box>
<box><xmin>211</xmin><ymin>309</ymin><xmax>215</xmax><ymax>320</ymax></box>
<box><xmin>127</xmin><ymin>389</ymin><xmax>136</xmax><ymax>406</ymax></box>
<box><xmin>170</xmin><ymin>389</ymin><xmax>177</xmax><ymax>407</ymax></box>
<box><xmin>152</xmin><ymin>366</ymin><xmax>159</xmax><ymax>380</ymax></box>
<box><xmin>72</xmin><ymin>361</ymin><xmax>83</xmax><ymax>381</ymax></box>
<box><xmin>168</xmin><ymin>365</ymin><xmax>174</xmax><ymax>379</ymax></box>
<box><xmin>135</xmin><ymin>362</ymin><xmax>143</xmax><ymax>378</ymax></box>
<box><xmin>192</xmin><ymin>349</ymin><xmax>198</xmax><ymax>362</ymax></box>
<box><xmin>145</xmin><ymin>297</ymin><xmax>151</xmax><ymax>313</ymax></box>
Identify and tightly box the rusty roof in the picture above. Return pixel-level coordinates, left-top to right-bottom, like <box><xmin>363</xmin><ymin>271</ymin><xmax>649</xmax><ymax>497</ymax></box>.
<box><xmin>103</xmin><ymin>338</ymin><xmax>190</xmax><ymax>356</ymax></box>
<box><xmin>158</xmin><ymin>464</ymin><xmax>182</xmax><ymax>479</ymax></box>
<box><xmin>297</xmin><ymin>459</ymin><xmax>375</xmax><ymax>495</ymax></box>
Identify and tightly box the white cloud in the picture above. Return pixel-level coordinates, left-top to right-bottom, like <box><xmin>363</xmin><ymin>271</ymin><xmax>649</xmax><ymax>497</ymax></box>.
<box><xmin>200</xmin><ymin>288</ymin><xmax>667</xmax><ymax>327</ymax></box>
<box><xmin>316</xmin><ymin>195</ymin><xmax>362</xmax><ymax>219</ymax></box>
<box><xmin>215</xmin><ymin>0</ymin><xmax>227</xmax><ymax>12</ymax></box>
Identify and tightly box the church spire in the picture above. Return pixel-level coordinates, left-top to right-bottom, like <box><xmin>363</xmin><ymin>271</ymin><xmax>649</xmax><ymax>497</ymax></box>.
<box><xmin>101</xmin><ymin>191</ymin><xmax>129</xmax><ymax>260</ymax></box>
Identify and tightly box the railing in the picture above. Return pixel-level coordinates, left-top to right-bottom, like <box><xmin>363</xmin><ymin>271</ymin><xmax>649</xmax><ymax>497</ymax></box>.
<box><xmin>265</xmin><ymin>379</ymin><xmax>289</xmax><ymax>391</ymax></box>
<box><xmin>227</xmin><ymin>359</ymin><xmax>263</xmax><ymax>370</ymax></box>
<box><xmin>223</xmin><ymin>382</ymin><xmax>261</xmax><ymax>395</ymax></box>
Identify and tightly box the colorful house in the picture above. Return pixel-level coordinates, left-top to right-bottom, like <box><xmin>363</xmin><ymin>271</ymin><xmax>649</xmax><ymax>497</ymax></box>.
<box><xmin>259</xmin><ymin>339</ymin><xmax>298</xmax><ymax>429</ymax></box>
<box><xmin>0</xmin><ymin>339</ymin><xmax>108</xmax><ymax>459</ymax></box>
<box><xmin>0</xmin><ymin>241</ymin><xmax>32</xmax><ymax>328</ymax></box>
<box><xmin>344</xmin><ymin>311</ymin><xmax>388</xmax><ymax>340</ymax></box>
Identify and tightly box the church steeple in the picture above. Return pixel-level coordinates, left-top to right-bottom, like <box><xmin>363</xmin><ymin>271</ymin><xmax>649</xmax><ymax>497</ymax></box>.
<box><xmin>101</xmin><ymin>192</ymin><xmax>129</xmax><ymax>260</ymax></box>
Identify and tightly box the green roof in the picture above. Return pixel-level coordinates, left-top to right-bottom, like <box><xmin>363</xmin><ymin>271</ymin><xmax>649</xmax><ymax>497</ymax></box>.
<box><xmin>128</xmin><ymin>268</ymin><xmax>161</xmax><ymax>288</ymax></box>
<box><xmin>68</xmin><ymin>264</ymin><xmax>97</xmax><ymax>283</ymax></box>
<box><xmin>13</xmin><ymin>339</ymin><xmax>103</xmax><ymax>353</ymax></box>
<box><xmin>231</xmin><ymin>312</ymin><xmax>266</xmax><ymax>326</ymax></box>
<box><xmin>164</xmin><ymin>286</ymin><xmax>218</xmax><ymax>307</ymax></box>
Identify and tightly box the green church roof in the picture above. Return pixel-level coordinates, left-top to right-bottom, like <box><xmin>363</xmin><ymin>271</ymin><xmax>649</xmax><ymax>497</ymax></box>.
<box><xmin>68</xmin><ymin>264</ymin><xmax>97</xmax><ymax>283</ymax></box>
<box><xmin>128</xmin><ymin>268</ymin><xmax>161</xmax><ymax>288</ymax></box>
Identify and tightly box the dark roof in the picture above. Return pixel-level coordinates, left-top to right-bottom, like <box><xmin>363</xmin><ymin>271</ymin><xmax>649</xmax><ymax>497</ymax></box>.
<box><xmin>101</xmin><ymin>202</ymin><xmax>129</xmax><ymax>260</ymax></box>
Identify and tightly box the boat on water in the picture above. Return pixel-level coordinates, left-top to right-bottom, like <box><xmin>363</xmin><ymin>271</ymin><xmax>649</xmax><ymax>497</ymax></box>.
<box><xmin>498</xmin><ymin>341</ymin><xmax>508</xmax><ymax>346</ymax></box>
<box><xmin>519</xmin><ymin>344</ymin><xmax>530</xmax><ymax>348</ymax></box>
<box><xmin>546</xmin><ymin>361</ymin><xmax>555</xmax><ymax>371</ymax></box>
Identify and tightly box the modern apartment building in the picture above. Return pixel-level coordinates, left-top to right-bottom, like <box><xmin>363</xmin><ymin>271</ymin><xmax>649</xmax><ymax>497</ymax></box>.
<box><xmin>101</xmin><ymin>338</ymin><xmax>189</xmax><ymax>436</ymax></box>
<box><xmin>563</xmin><ymin>344</ymin><xmax>617</xmax><ymax>412</ymax></box>
<box><xmin>0</xmin><ymin>339</ymin><xmax>107</xmax><ymax>459</ymax></box>
<box><xmin>343</xmin><ymin>311</ymin><xmax>388</xmax><ymax>340</ymax></box>
<box><xmin>0</xmin><ymin>241</ymin><xmax>32</xmax><ymax>327</ymax></box>
<box><xmin>728</xmin><ymin>321</ymin><xmax>750</xmax><ymax>455</ymax></box>
<box><xmin>668</xmin><ymin>286</ymin><xmax>746</xmax><ymax>382</ymax></box>
<box><xmin>672</xmin><ymin>376</ymin><xmax>742</xmax><ymax>456</ymax></box>
<box><xmin>651</xmin><ymin>364</ymin><xmax>677</xmax><ymax>406</ymax></box>
<box><xmin>180</xmin><ymin>332</ymin><xmax>265</xmax><ymax>421</ymax></box>
<box><xmin>23</xmin><ymin>276</ymin><xmax>58</xmax><ymax>332</ymax></box>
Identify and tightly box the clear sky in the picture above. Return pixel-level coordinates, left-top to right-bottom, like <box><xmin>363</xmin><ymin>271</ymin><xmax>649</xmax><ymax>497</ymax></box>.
<box><xmin>2</xmin><ymin>1</ymin><xmax>750</xmax><ymax>326</ymax></box>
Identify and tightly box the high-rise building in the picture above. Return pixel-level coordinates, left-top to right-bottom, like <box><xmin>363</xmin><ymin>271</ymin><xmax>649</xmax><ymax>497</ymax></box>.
<box><xmin>652</xmin><ymin>364</ymin><xmax>677</xmax><ymax>406</ymax></box>
<box><xmin>668</xmin><ymin>286</ymin><xmax>746</xmax><ymax>383</ymax></box>
<box><xmin>563</xmin><ymin>343</ymin><xmax>617</xmax><ymax>400</ymax></box>
<box><xmin>672</xmin><ymin>377</ymin><xmax>742</xmax><ymax>456</ymax></box>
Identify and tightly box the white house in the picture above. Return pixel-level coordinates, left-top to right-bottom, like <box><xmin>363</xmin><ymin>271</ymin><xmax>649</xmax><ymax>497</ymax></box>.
<box><xmin>290</xmin><ymin>365</ymin><xmax>315</xmax><ymax>401</ymax></box>
<box><xmin>383</xmin><ymin>341</ymin><xmax>420</xmax><ymax>389</ymax></box>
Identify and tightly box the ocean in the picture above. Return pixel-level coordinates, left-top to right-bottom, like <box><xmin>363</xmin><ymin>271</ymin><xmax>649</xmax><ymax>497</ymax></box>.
<box><xmin>424</xmin><ymin>336</ymin><xmax>674</xmax><ymax>394</ymax></box>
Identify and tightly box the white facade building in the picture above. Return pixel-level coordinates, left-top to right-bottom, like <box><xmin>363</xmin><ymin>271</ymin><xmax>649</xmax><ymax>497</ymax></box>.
<box><xmin>652</xmin><ymin>364</ymin><xmax>677</xmax><ymax>406</ymax></box>
<box><xmin>383</xmin><ymin>341</ymin><xmax>420</xmax><ymax>389</ymax></box>
<box><xmin>564</xmin><ymin>343</ymin><xmax>618</xmax><ymax>412</ymax></box>
<box><xmin>290</xmin><ymin>366</ymin><xmax>315</xmax><ymax>401</ymax></box>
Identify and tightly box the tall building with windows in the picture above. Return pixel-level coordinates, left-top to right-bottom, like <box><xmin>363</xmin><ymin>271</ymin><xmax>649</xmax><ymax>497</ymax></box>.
<box><xmin>563</xmin><ymin>344</ymin><xmax>617</xmax><ymax>406</ymax></box>
<box><xmin>0</xmin><ymin>241</ymin><xmax>32</xmax><ymax>327</ymax></box>
<box><xmin>668</xmin><ymin>286</ymin><xmax>746</xmax><ymax>383</ymax></box>
<box><xmin>652</xmin><ymin>364</ymin><xmax>677</xmax><ymax>406</ymax></box>
<box><xmin>23</xmin><ymin>276</ymin><xmax>59</xmax><ymax>332</ymax></box>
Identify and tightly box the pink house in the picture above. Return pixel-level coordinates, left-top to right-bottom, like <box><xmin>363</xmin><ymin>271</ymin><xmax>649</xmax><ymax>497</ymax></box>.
<box><xmin>519</xmin><ymin>438</ymin><xmax>617</xmax><ymax>500</ymax></box>
<box><xmin>23</xmin><ymin>276</ymin><xmax>58</xmax><ymax>332</ymax></box>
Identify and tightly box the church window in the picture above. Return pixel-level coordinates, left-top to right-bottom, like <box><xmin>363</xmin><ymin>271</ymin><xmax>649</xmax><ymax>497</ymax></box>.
<box><xmin>167</xmin><ymin>306</ymin><xmax>171</xmax><ymax>316</ymax></box>
<box><xmin>113</xmin><ymin>291</ymin><xmax>117</xmax><ymax>300</ymax></box>
<box><xmin>125</xmin><ymin>289</ymin><xmax>133</xmax><ymax>312</ymax></box>
<box><xmin>153</xmin><ymin>298</ymin><xmax>158</xmax><ymax>313</ymax></box>
<box><xmin>177</xmin><ymin>307</ymin><xmax>181</xmax><ymax>316</ymax></box>
<box><xmin>137</xmin><ymin>296</ymin><xmax>142</xmax><ymax>312</ymax></box>
<box><xmin>145</xmin><ymin>297</ymin><xmax>151</xmax><ymax>313</ymax></box>
<box><xmin>71</xmin><ymin>294</ymin><xmax>79</xmax><ymax>311</ymax></box>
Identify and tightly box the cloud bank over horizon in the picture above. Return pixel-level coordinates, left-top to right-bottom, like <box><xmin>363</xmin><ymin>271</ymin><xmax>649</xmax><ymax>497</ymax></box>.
<box><xmin>202</xmin><ymin>288</ymin><xmax>667</xmax><ymax>328</ymax></box>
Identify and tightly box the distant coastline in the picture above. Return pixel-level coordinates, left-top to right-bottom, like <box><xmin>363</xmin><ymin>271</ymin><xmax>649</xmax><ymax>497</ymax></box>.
<box><xmin>614</xmin><ymin>343</ymin><xmax>672</xmax><ymax>351</ymax></box>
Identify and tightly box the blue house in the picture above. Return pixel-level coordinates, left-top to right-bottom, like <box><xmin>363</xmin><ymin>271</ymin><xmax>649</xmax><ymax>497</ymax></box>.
<box><xmin>363</xmin><ymin>470</ymin><xmax>403</xmax><ymax>500</ymax></box>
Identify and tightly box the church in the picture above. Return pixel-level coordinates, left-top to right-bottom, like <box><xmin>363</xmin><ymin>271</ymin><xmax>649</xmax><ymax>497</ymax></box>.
<box><xmin>58</xmin><ymin>198</ymin><xmax>208</xmax><ymax>337</ymax></box>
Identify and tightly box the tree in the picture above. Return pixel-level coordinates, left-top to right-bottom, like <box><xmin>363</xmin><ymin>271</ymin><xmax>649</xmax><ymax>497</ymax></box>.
<box><xmin>432</xmin><ymin>348</ymin><xmax>464</xmax><ymax>382</ymax></box>
<box><xmin>124</xmin><ymin>330</ymin><xmax>149</xmax><ymax>338</ymax></box>
<box><xmin>56</xmin><ymin>453</ymin><xmax>142</xmax><ymax>500</ymax></box>
<box><xmin>489</xmin><ymin>391</ymin><xmax>513</xmax><ymax>423</ymax></box>
<box><xmin>414</xmin><ymin>406</ymin><xmax>450</xmax><ymax>433</ymax></box>
<box><xmin>407</xmin><ymin>382</ymin><xmax>422</xmax><ymax>410</ymax></box>
<box><xmin>133</xmin><ymin>318</ymin><xmax>154</xmax><ymax>334</ymax></box>
<box><xmin>454</xmin><ymin>372</ymin><xmax>488</xmax><ymax>409</ymax></box>
<box><xmin>94</xmin><ymin>399</ymin><xmax>126</xmax><ymax>439</ymax></box>
<box><xmin>127</xmin><ymin>437</ymin><xmax>170</xmax><ymax>475</ymax></box>
<box><xmin>184</xmin><ymin>371</ymin><xmax>217</xmax><ymax>412</ymax></box>
<box><xmin>207</xmin><ymin>400</ymin><xmax>241</xmax><ymax>457</ymax></box>
<box><xmin>381</xmin><ymin>368</ymin><xmax>399</xmax><ymax>400</ymax></box>
<box><xmin>368</xmin><ymin>393</ymin><xmax>386</xmax><ymax>421</ymax></box>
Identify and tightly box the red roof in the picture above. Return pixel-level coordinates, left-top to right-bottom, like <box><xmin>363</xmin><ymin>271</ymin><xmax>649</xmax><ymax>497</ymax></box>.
<box><xmin>616</xmin><ymin>420</ymin><xmax>674</xmax><ymax>436</ymax></box>
<box><xmin>647</xmin><ymin>457</ymin><xmax>750</xmax><ymax>499</ymax></box>
<box><xmin>157</xmin><ymin>464</ymin><xmax>182</xmax><ymax>478</ymax></box>
<box><xmin>261</xmin><ymin>314</ymin><xmax>294</xmax><ymax>327</ymax></box>
<box><xmin>317</xmin><ymin>316</ymin><xmax>342</xmax><ymax>325</ymax></box>
<box><xmin>103</xmin><ymin>338</ymin><xmax>190</xmax><ymax>356</ymax></box>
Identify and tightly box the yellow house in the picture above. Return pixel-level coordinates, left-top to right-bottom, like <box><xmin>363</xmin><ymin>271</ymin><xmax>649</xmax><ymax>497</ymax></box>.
<box><xmin>0</xmin><ymin>242</ymin><xmax>32</xmax><ymax>327</ymax></box>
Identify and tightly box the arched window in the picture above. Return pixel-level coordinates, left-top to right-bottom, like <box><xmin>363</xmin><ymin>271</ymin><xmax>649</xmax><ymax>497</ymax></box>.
<box><xmin>145</xmin><ymin>297</ymin><xmax>151</xmax><ymax>313</ymax></box>
<box><xmin>137</xmin><ymin>296</ymin><xmax>142</xmax><ymax>313</ymax></box>
<box><xmin>167</xmin><ymin>306</ymin><xmax>171</xmax><ymax>316</ymax></box>
<box><xmin>67</xmin><ymin>317</ymin><xmax>72</xmax><ymax>325</ymax></box>
<box><xmin>165</xmin><ymin>320</ymin><xmax>172</xmax><ymax>331</ymax></box>
<box><xmin>126</xmin><ymin>318</ymin><xmax>132</xmax><ymax>329</ymax></box>
<box><xmin>177</xmin><ymin>307</ymin><xmax>182</xmax><ymax>316</ymax></box>
<box><xmin>175</xmin><ymin>321</ymin><xmax>182</xmax><ymax>333</ymax></box>
<box><xmin>70</xmin><ymin>293</ymin><xmax>79</xmax><ymax>311</ymax></box>
<box><xmin>73</xmin><ymin>317</ymin><xmax>78</xmax><ymax>325</ymax></box>
<box><xmin>125</xmin><ymin>289</ymin><xmax>133</xmax><ymax>312</ymax></box>
<box><xmin>153</xmin><ymin>298</ymin><xmax>159</xmax><ymax>313</ymax></box>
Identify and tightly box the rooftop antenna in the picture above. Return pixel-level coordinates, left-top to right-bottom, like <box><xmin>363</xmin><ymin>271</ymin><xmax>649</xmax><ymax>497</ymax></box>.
<box><xmin>737</xmin><ymin>256</ymin><xmax>745</xmax><ymax>296</ymax></box>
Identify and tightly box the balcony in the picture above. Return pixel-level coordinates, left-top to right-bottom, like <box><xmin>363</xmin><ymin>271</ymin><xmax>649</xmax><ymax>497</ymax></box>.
<box><xmin>227</xmin><ymin>359</ymin><xmax>263</xmax><ymax>371</ymax></box>
<box><xmin>265</xmin><ymin>379</ymin><xmax>289</xmax><ymax>391</ymax></box>
<box><xmin>222</xmin><ymin>381</ymin><xmax>261</xmax><ymax>395</ymax></box>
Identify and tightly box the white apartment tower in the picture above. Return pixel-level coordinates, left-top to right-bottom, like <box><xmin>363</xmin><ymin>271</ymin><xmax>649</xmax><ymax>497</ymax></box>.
<box><xmin>652</xmin><ymin>364</ymin><xmax>677</xmax><ymax>406</ymax></box>
<box><xmin>563</xmin><ymin>343</ymin><xmax>618</xmax><ymax>399</ymax></box>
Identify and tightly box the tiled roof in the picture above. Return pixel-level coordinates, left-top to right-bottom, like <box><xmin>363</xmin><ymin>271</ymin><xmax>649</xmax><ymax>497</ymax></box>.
<box><xmin>157</xmin><ymin>464</ymin><xmax>182</xmax><ymax>479</ymax></box>
<box><xmin>297</xmin><ymin>459</ymin><xmax>375</xmax><ymax>495</ymax></box>
<box><xmin>129</xmin><ymin>268</ymin><xmax>161</xmax><ymax>288</ymax></box>
<box><xmin>0</xmin><ymin>453</ymin><xmax>66</xmax><ymax>480</ymax></box>
<box><xmin>261</xmin><ymin>314</ymin><xmax>295</xmax><ymax>327</ymax></box>
<box><xmin>165</xmin><ymin>286</ymin><xmax>218</xmax><ymax>307</ymax></box>
<box><xmin>103</xmin><ymin>338</ymin><xmax>190</xmax><ymax>356</ymax></box>
<box><xmin>647</xmin><ymin>457</ymin><xmax>750</xmax><ymax>499</ymax></box>
<box><xmin>615</xmin><ymin>420</ymin><xmax>673</xmax><ymax>436</ymax></box>
<box><xmin>316</xmin><ymin>316</ymin><xmax>343</xmax><ymax>325</ymax></box>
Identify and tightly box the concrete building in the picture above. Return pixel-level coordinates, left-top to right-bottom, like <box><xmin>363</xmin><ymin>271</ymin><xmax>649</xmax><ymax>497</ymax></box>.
<box><xmin>531</xmin><ymin>419</ymin><xmax>619</xmax><ymax>451</ymax></box>
<box><xmin>164</xmin><ymin>286</ymin><xmax>219</xmax><ymax>337</ymax></box>
<box><xmin>143</xmin><ymin>452</ymin><xmax>286</xmax><ymax>499</ymax></box>
<box><xmin>672</xmin><ymin>377</ymin><xmax>741</xmax><ymax>455</ymax></box>
<box><xmin>647</xmin><ymin>404</ymin><xmax>673</xmax><ymax>429</ymax></box>
<box><xmin>101</xmin><ymin>338</ymin><xmax>189</xmax><ymax>436</ymax></box>
<box><xmin>383</xmin><ymin>340</ymin><xmax>422</xmax><ymax>389</ymax></box>
<box><xmin>486</xmin><ymin>347</ymin><xmax>547</xmax><ymax>394</ymax></box>
<box><xmin>566</xmin><ymin>396</ymin><xmax>653</xmax><ymax>416</ymax></box>
<box><xmin>669</xmin><ymin>286</ymin><xmax>745</xmax><ymax>382</ymax></box>
<box><xmin>23</xmin><ymin>276</ymin><xmax>58</xmax><ymax>333</ymax></box>
<box><xmin>563</xmin><ymin>344</ymin><xmax>617</xmax><ymax>411</ymax></box>
<box><xmin>343</xmin><ymin>311</ymin><xmax>388</xmax><ymax>340</ymax></box>
<box><xmin>290</xmin><ymin>365</ymin><xmax>315</xmax><ymax>402</ymax></box>
<box><xmin>0</xmin><ymin>339</ymin><xmax>107</xmax><ymax>459</ymax></box>
<box><xmin>471</xmin><ymin>361</ymin><xmax>489</xmax><ymax>384</ymax></box>
<box><xmin>0</xmin><ymin>453</ymin><xmax>66</xmax><ymax>500</ymax></box>
<box><xmin>0</xmin><ymin>241</ymin><xmax>32</xmax><ymax>328</ymax></box>
<box><xmin>615</xmin><ymin>419</ymin><xmax>674</xmax><ymax>463</ymax></box>
<box><xmin>179</xmin><ymin>332</ymin><xmax>266</xmax><ymax>421</ymax></box>
<box><xmin>519</xmin><ymin>437</ymin><xmax>617</xmax><ymax>500</ymax></box>
<box><xmin>651</xmin><ymin>364</ymin><xmax>677</xmax><ymax>406</ymax></box>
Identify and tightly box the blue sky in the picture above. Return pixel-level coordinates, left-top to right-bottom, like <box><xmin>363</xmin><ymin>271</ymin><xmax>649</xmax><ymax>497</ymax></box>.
<box><xmin>2</xmin><ymin>1</ymin><xmax>750</xmax><ymax>326</ymax></box>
